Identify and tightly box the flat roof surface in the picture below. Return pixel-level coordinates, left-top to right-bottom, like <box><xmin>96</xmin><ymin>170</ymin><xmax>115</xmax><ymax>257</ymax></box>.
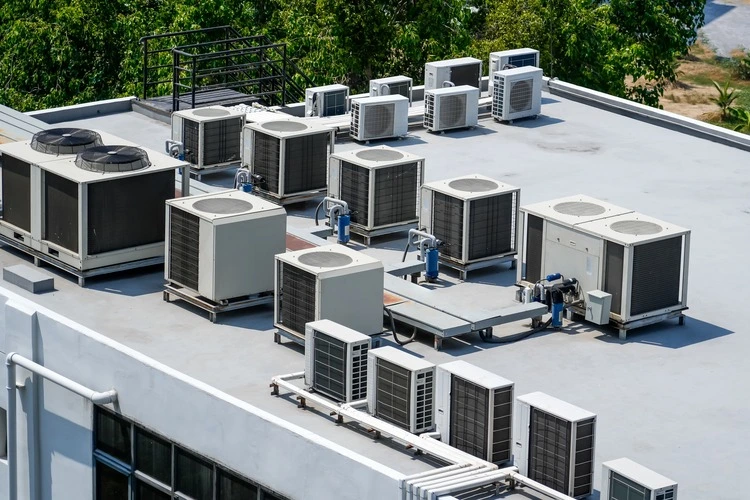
<box><xmin>3</xmin><ymin>89</ymin><xmax>750</xmax><ymax>499</ymax></box>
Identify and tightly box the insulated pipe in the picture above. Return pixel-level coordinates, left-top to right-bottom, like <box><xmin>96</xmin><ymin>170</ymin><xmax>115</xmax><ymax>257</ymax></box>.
<box><xmin>413</xmin><ymin>465</ymin><xmax>492</xmax><ymax>497</ymax></box>
<box><xmin>165</xmin><ymin>140</ymin><xmax>189</xmax><ymax>197</ymax></box>
<box><xmin>408</xmin><ymin>229</ymin><xmax>437</xmax><ymax>248</ymax></box>
<box><xmin>6</xmin><ymin>352</ymin><xmax>118</xmax><ymax>500</ymax></box>
<box><xmin>508</xmin><ymin>472</ymin><xmax>577</xmax><ymax>500</ymax></box>
<box><xmin>425</xmin><ymin>467</ymin><xmax>518</xmax><ymax>500</ymax></box>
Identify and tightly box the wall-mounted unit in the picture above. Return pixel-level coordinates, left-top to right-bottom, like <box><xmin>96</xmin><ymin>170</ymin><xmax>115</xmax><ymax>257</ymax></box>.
<box><xmin>274</xmin><ymin>245</ymin><xmax>384</xmax><ymax>342</ymax></box>
<box><xmin>424</xmin><ymin>57</ymin><xmax>483</xmax><ymax>91</ymax></box>
<box><xmin>304</xmin><ymin>319</ymin><xmax>371</xmax><ymax>403</ymax></box>
<box><xmin>515</xmin><ymin>392</ymin><xmax>596</xmax><ymax>499</ymax></box>
<box><xmin>420</xmin><ymin>174</ymin><xmax>520</xmax><ymax>278</ymax></box>
<box><xmin>170</xmin><ymin>106</ymin><xmax>245</xmax><ymax>172</ymax></box>
<box><xmin>435</xmin><ymin>361</ymin><xmax>513</xmax><ymax>465</ymax></box>
<box><xmin>350</xmin><ymin>95</ymin><xmax>409</xmax><ymax>142</ymax></box>
<box><xmin>367</xmin><ymin>346</ymin><xmax>435</xmax><ymax>434</ymax></box>
<box><xmin>328</xmin><ymin>146</ymin><xmax>424</xmax><ymax>242</ymax></box>
<box><xmin>424</xmin><ymin>85</ymin><xmax>479</xmax><ymax>132</ymax></box>
<box><xmin>492</xmin><ymin>66</ymin><xmax>543</xmax><ymax>122</ymax></box>
<box><xmin>488</xmin><ymin>48</ymin><xmax>540</xmax><ymax>92</ymax></box>
<box><xmin>242</xmin><ymin>119</ymin><xmax>334</xmax><ymax>204</ymax></box>
<box><xmin>602</xmin><ymin>458</ymin><xmax>677</xmax><ymax>500</ymax></box>
<box><xmin>305</xmin><ymin>84</ymin><xmax>350</xmax><ymax>117</ymax></box>
<box><xmin>369</xmin><ymin>76</ymin><xmax>413</xmax><ymax>104</ymax></box>
<box><xmin>165</xmin><ymin>189</ymin><xmax>286</xmax><ymax>302</ymax></box>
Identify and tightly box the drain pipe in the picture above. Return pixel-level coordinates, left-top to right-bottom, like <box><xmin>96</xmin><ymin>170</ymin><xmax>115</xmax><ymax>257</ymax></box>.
<box><xmin>6</xmin><ymin>352</ymin><xmax>118</xmax><ymax>500</ymax></box>
<box><xmin>165</xmin><ymin>140</ymin><xmax>189</xmax><ymax>197</ymax></box>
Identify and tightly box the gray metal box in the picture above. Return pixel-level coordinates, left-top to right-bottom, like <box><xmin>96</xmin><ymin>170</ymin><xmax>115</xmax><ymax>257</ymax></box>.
<box><xmin>585</xmin><ymin>290</ymin><xmax>612</xmax><ymax>325</ymax></box>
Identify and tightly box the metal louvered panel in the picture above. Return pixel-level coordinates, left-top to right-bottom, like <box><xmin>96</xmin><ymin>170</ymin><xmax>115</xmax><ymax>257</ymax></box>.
<box><xmin>279</xmin><ymin>262</ymin><xmax>316</xmax><ymax>336</ymax></box>
<box><xmin>525</xmin><ymin>214</ymin><xmax>543</xmax><ymax>282</ymax></box>
<box><xmin>284</xmin><ymin>133</ymin><xmax>328</xmax><ymax>194</ymax></box>
<box><xmin>340</xmin><ymin>162</ymin><xmax>370</xmax><ymax>226</ymax></box>
<box><xmin>432</xmin><ymin>192</ymin><xmax>464</xmax><ymax>260</ymax></box>
<box><xmin>508</xmin><ymin>54</ymin><xmax>538</xmax><ymax>67</ymax></box>
<box><xmin>630</xmin><ymin>237</ymin><xmax>682</xmax><ymax>316</ymax></box>
<box><xmin>168</xmin><ymin>207</ymin><xmax>199</xmax><ymax>291</ymax></box>
<box><xmin>323</xmin><ymin>90</ymin><xmax>347</xmax><ymax>116</ymax></box>
<box><xmin>373</xmin><ymin>162</ymin><xmax>420</xmax><ymax>227</ymax></box>
<box><xmin>351</xmin><ymin>101</ymin><xmax>361</xmax><ymax>137</ymax></box>
<box><xmin>201</xmin><ymin>118</ymin><xmax>242</xmax><ymax>166</ymax></box>
<box><xmin>424</xmin><ymin>93</ymin><xmax>436</xmax><ymax>129</ymax></box>
<box><xmin>450</xmin><ymin>376</ymin><xmax>490</xmax><ymax>460</ymax></box>
<box><xmin>2</xmin><ymin>155</ymin><xmax>31</xmax><ymax>232</ymax></box>
<box><xmin>414</xmin><ymin>370</ymin><xmax>434</xmax><ymax>432</ymax></box>
<box><xmin>493</xmin><ymin>75</ymin><xmax>505</xmax><ymax>118</ymax></box>
<box><xmin>573</xmin><ymin>418</ymin><xmax>595</xmax><ymax>497</ymax></box>
<box><xmin>604</xmin><ymin>241</ymin><xmax>624</xmax><ymax>315</ymax></box>
<box><xmin>491</xmin><ymin>386</ymin><xmax>513</xmax><ymax>464</ymax></box>
<box><xmin>387</xmin><ymin>82</ymin><xmax>410</xmax><ymax>100</ymax></box>
<box><xmin>44</xmin><ymin>172</ymin><xmax>79</xmax><ymax>252</ymax></box>
<box><xmin>468</xmin><ymin>192</ymin><xmax>515</xmax><ymax>261</ymax></box>
<box><xmin>450</xmin><ymin>63</ymin><xmax>480</xmax><ymax>88</ymax></box>
<box><xmin>312</xmin><ymin>331</ymin><xmax>346</xmax><ymax>402</ymax></box>
<box><xmin>529</xmin><ymin>408</ymin><xmax>572</xmax><ymax>495</ymax></box>
<box><xmin>183</xmin><ymin>120</ymin><xmax>200</xmax><ymax>165</ymax></box>
<box><xmin>375</xmin><ymin>359</ymin><xmax>411</xmax><ymax>429</ymax></box>
<box><xmin>438</xmin><ymin>94</ymin><xmax>467</xmax><ymax>130</ymax></box>
<box><xmin>610</xmin><ymin>471</ymin><xmax>652</xmax><ymax>500</ymax></box>
<box><xmin>351</xmin><ymin>343</ymin><xmax>368</xmax><ymax>401</ymax></box>
<box><xmin>252</xmin><ymin>132</ymin><xmax>280</xmax><ymax>194</ymax></box>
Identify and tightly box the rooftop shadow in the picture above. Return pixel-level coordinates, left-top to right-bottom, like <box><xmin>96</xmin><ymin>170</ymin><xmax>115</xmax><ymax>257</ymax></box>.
<box><xmin>593</xmin><ymin>315</ymin><xmax>733</xmax><ymax>349</ymax></box>
<box><xmin>85</xmin><ymin>265</ymin><xmax>166</xmax><ymax>296</ymax></box>
<box><xmin>541</xmin><ymin>96</ymin><xmax>561</xmax><ymax>105</ymax></box>
<box><xmin>704</xmin><ymin>0</ymin><xmax>736</xmax><ymax>25</ymax></box>
<box><xmin>504</xmin><ymin>114</ymin><xmax>565</xmax><ymax>129</ymax></box>
<box><xmin>424</xmin><ymin>125</ymin><xmax>498</xmax><ymax>139</ymax></box>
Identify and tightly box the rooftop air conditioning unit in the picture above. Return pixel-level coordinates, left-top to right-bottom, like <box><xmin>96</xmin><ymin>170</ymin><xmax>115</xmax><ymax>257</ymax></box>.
<box><xmin>369</xmin><ymin>76</ymin><xmax>413</xmax><ymax>104</ymax></box>
<box><xmin>420</xmin><ymin>174</ymin><xmax>520</xmax><ymax>272</ymax></box>
<box><xmin>350</xmin><ymin>95</ymin><xmax>409</xmax><ymax>142</ymax></box>
<box><xmin>488</xmin><ymin>48</ymin><xmax>540</xmax><ymax>93</ymax></box>
<box><xmin>602</xmin><ymin>458</ymin><xmax>677</xmax><ymax>500</ymax></box>
<box><xmin>424</xmin><ymin>57</ymin><xmax>483</xmax><ymax>91</ymax></box>
<box><xmin>171</xmin><ymin>106</ymin><xmax>245</xmax><ymax>171</ymax></box>
<box><xmin>492</xmin><ymin>67</ymin><xmax>543</xmax><ymax>122</ymax></box>
<box><xmin>242</xmin><ymin>119</ymin><xmax>334</xmax><ymax>203</ymax></box>
<box><xmin>165</xmin><ymin>189</ymin><xmax>286</xmax><ymax>302</ymax></box>
<box><xmin>435</xmin><ymin>361</ymin><xmax>513</xmax><ymax>465</ymax></box>
<box><xmin>305</xmin><ymin>84</ymin><xmax>350</xmax><ymax>117</ymax></box>
<box><xmin>328</xmin><ymin>146</ymin><xmax>424</xmax><ymax>236</ymax></box>
<box><xmin>274</xmin><ymin>245</ymin><xmax>384</xmax><ymax>341</ymax></box>
<box><xmin>367</xmin><ymin>346</ymin><xmax>435</xmax><ymax>434</ymax></box>
<box><xmin>424</xmin><ymin>85</ymin><xmax>479</xmax><ymax>132</ymax></box>
<box><xmin>515</xmin><ymin>392</ymin><xmax>596</xmax><ymax>499</ymax></box>
<box><xmin>304</xmin><ymin>319</ymin><xmax>371</xmax><ymax>403</ymax></box>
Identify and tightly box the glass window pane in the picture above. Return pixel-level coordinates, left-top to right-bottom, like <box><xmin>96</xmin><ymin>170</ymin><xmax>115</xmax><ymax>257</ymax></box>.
<box><xmin>175</xmin><ymin>447</ymin><xmax>213</xmax><ymax>500</ymax></box>
<box><xmin>96</xmin><ymin>463</ymin><xmax>128</xmax><ymax>500</ymax></box>
<box><xmin>136</xmin><ymin>428</ymin><xmax>172</xmax><ymax>486</ymax></box>
<box><xmin>218</xmin><ymin>469</ymin><xmax>258</xmax><ymax>500</ymax></box>
<box><xmin>95</xmin><ymin>408</ymin><xmax>131</xmax><ymax>463</ymax></box>
<box><xmin>136</xmin><ymin>479</ymin><xmax>171</xmax><ymax>500</ymax></box>
<box><xmin>262</xmin><ymin>492</ymin><xmax>283</xmax><ymax>500</ymax></box>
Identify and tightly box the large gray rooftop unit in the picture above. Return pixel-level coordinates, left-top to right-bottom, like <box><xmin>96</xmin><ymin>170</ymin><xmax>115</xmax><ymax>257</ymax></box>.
<box><xmin>424</xmin><ymin>57</ymin><xmax>482</xmax><ymax>91</ymax></box>
<box><xmin>602</xmin><ymin>458</ymin><xmax>677</xmax><ymax>500</ymax></box>
<box><xmin>171</xmin><ymin>106</ymin><xmax>245</xmax><ymax>171</ymax></box>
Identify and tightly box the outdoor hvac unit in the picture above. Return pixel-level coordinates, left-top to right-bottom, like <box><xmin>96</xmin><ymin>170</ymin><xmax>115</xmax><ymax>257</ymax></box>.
<box><xmin>170</xmin><ymin>106</ymin><xmax>245</xmax><ymax>170</ymax></box>
<box><xmin>367</xmin><ymin>346</ymin><xmax>435</xmax><ymax>434</ymax></box>
<box><xmin>274</xmin><ymin>245</ymin><xmax>384</xmax><ymax>340</ymax></box>
<box><xmin>515</xmin><ymin>392</ymin><xmax>596</xmax><ymax>499</ymax></box>
<box><xmin>165</xmin><ymin>190</ymin><xmax>286</xmax><ymax>302</ymax></box>
<box><xmin>488</xmin><ymin>48</ymin><xmax>540</xmax><ymax>92</ymax></box>
<box><xmin>435</xmin><ymin>361</ymin><xmax>513</xmax><ymax>465</ymax></box>
<box><xmin>602</xmin><ymin>458</ymin><xmax>677</xmax><ymax>500</ymax></box>
<box><xmin>424</xmin><ymin>85</ymin><xmax>479</xmax><ymax>132</ymax></box>
<box><xmin>305</xmin><ymin>84</ymin><xmax>350</xmax><ymax>117</ymax></box>
<box><xmin>420</xmin><ymin>174</ymin><xmax>520</xmax><ymax>267</ymax></box>
<box><xmin>424</xmin><ymin>57</ymin><xmax>483</xmax><ymax>91</ymax></box>
<box><xmin>328</xmin><ymin>146</ymin><xmax>424</xmax><ymax>233</ymax></box>
<box><xmin>304</xmin><ymin>319</ymin><xmax>371</xmax><ymax>403</ymax></box>
<box><xmin>243</xmin><ymin>119</ymin><xmax>334</xmax><ymax>201</ymax></box>
<box><xmin>370</xmin><ymin>76</ymin><xmax>413</xmax><ymax>103</ymax></box>
<box><xmin>350</xmin><ymin>95</ymin><xmax>409</xmax><ymax>142</ymax></box>
<box><xmin>492</xmin><ymin>67</ymin><xmax>543</xmax><ymax>122</ymax></box>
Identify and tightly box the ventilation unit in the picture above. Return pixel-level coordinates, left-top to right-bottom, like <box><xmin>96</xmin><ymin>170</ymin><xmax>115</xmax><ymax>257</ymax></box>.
<box><xmin>367</xmin><ymin>346</ymin><xmax>435</xmax><ymax>434</ymax></box>
<box><xmin>274</xmin><ymin>245</ymin><xmax>384</xmax><ymax>341</ymax></box>
<box><xmin>602</xmin><ymin>458</ymin><xmax>677</xmax><ymax>500</ymax></box>
<box><xmin>305</xmin><ymin>84</ymin><xmax>350</xmax><ymax>117</ymax></box>
<box><xmin>350</xmin><ymin>95</ymin><xmax>409</xmax><ymax>142</ymax></box>
<box><xmin>424</xmin><ymin>58</ymin><xmax>483</xmax><ymax>91</ymax></box>
<box><xmin>492</xmin><ymin>67</ymin><xmax>543</xmax><ymax>122</ymax></box>
<box><xmin>435</xmin><ymin>360</ymin><xmax>513</xmax><ymax>465</ymax></box>
<box><xmin>515</xmin><ymin>392</ymin><xmax>596</xmax><ymax>499</ymax></box>
<box><xmin>171</xmin><ymin>106</ymin><xmax>245</xmax><ymax>171</ymax></box>
<box><xmin>420</xmin><ymin>174</ymin><xmax>520</xmax><ymax>268</ymax></box>
<box><xmin>242</xmin><ymin>119</ymin><xmax>335</xmax><ymax>202</ymax></box>
<box><xmin>304</xmin><ymin>319</ymin><xmax>371</xmax><ymax>403</ymax></box>
<box><xmin>488</xmin><ymin>48</ymin><xmax>540</xmax><ymax>92</ymax></box>
<box><xmin>328</xmin><ymin>146</ymin><xmax>424</xmax><ymax>235</ymax></box>
<box><xmin>424</xmin><ymin>85</ymin><xmax>479</xmax><ymax>132</ymax></box>
<box><xmin>369</xmin><ymin>76</ymin><xmax>413</xmax><ymax>104</ymax></box>
<box><xmin>165</xmin><ymin>189</ymin><xmax>286</xmax><ymax>302</ymax></box>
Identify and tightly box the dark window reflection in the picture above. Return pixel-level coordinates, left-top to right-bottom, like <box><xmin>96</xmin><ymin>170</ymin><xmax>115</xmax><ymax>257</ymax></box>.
<box><xmin>136</xmin><ymin>428</ymin><xmax>172</xmax><ymax>486</ymax></box>
<box><xmin>96</xmin><ymin>409</ymin><xmax>131</xmax><ymax>463</ymax></box>
<box><xmin>96</xmin><ymin>463</ymin><xmax>128</xmax><ymax>500</ymax></box>
<box><xmin>175</xmin><ymin>447</ymin><xmax>213</xmax><ymax>499</ymax></box>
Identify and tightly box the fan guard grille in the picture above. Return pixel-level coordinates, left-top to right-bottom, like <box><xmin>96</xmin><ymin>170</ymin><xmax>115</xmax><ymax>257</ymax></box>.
<box><xmin>31</xmin><ymin>128</ymin><xmax>103</xmax><ymax>155</ymax></box>
<box><xmin>75</xmin><ymin>146</ymin><xmax>151</xmax><ymax>173</ymax></box>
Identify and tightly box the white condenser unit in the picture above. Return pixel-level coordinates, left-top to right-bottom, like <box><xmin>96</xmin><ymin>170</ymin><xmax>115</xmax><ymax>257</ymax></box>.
<box><xmin>424</xmin><ymin>57</ymin><xmax>483</xmax><ymax>91</ymax></box>
<box><xmin>515</xmin><ymin>392</ymin><xmax>596</xmax><ymax>499</ymax></box>
<box><xmin>350</xmin><ymin>95</ymin><xmax>409</xmax><ymax>142</ymax></box>
<box><xmin>435</xmin><ymin>361</ymin><xmax>513</xmax><ymax>465</ymax></box>
<box><xmin>328</xmin><ymin>146</ymin><xmax>424</xmax><ymax>233</ymax></box>
<box><xmin>242</xmin><ymin>119</ymin><xmax>335</xmax><ymax>202</ymax></box>
<box><xmin>367</xmin><ymin>346</ymin><xmax>435</xmax><ymax>434</ymax></box>
<box><xmin>602</xmin><ymin>458</ymin><xmax>677</xmax><ymax>500</ymax></box>
<box><xmin>274</xmin><ymin>245</ymin><xmax>384</xmax><ymax>340</ymax></box>
<box><xmin>488</xmin><ymin>48</ymin><xmax>540</xmax><ymax>92</ymax></box>
<box><xmin>304</xmin><ymin>319</ymin><xmax>371</xmax><ymax>403</ymax></box>
<box><xmin>420</xmin><ymin>174</ymin><xmax>520</xmax><ymax>267</ymax></box>
<box><xmin>369</xmin><ymin>76</ymin><xmax>413</xmax><ymax>103</ymax></box>
<box><xmin>305</xmin><ymin>84</ymin><xmax>350</xmax><ymax>117</ymax></box>
<box><xmin>170</xmin><ymin>106</ymin><xmax>245</xmax><ymax>170</ymax></box>
<box><xmin>424</xmin><ymin>85</ymin><xmax>479</xmax><ymax>132</ymax></box>
<box><xmin>165</xmin><ymin>189</ymin><xmax>286</xmax><ymax>302</ymax></box>
<box><xmin>492</xmin><ymin>66</ymin><xmax>543</xmax><ymax>122</ymax></box>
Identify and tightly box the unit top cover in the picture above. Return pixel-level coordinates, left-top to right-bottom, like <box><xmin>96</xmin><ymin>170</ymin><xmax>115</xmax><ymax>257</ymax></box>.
<box><xmin>423</xmin><ymin>173</ymin><xmax>519</xmax><ymax>201</ymax></box>
<box><xmin>426</xmin><ymin>57</ymin><xmax>482</xmax><ymax>68</ymax></box>
<box><xmin>517</xmin><ymin>391</ymin><xmax>596</xmax><ymax>422</ymax></box>
<box><xmin>276</xmin><ymin>244</ymin><xmax>383</xmax><ymax>275</ymax></box>
<box><xmin>172</xmin><ymin>105</ymin><xmax>246</xmax><ymax>122</ymax></box>
<box><xmin>577</xmin><ymin>211</ymin><xmax>689</xmax><ymax>246</ymax></box>
<box><xmin>426</xmin><ymin>85</ymin><xmax>481</xmax><ymax>97</ymax></box>
<box><xmin>245</xmin><ymin>118</ymin><xmax>334</xmax><ymax>138</ymax></box>
<box><xmin>521</xmin><ymin>194</ymin><xmax>633</xmax><ymax>227</ymax></box>
<box><xmin>306</xmin><ymin>319</ymin><xmax>371</xmax><ymax>344</ymax></box>
<box><xmin>602</xmin><ymin>458</ymin><xmax>677</xmax><ymax>490</ymax></box>
<box><xmin>351</xmin><ymin>94</ymin><xmax>409</xmax><ymax>106</ymax></box>
<box><xmin>369</xmin><ymin>345</ymin><xmax>435</xmax><ymax>372</ymax></box>
<box><xmin>167</xmin><ymin>189</ymin><xmax>286</xmax><ymax>221</ymax></box>
<box><xmin>331</xmin><ymin>145</ymin><xmax>423</xmax><ymax>169</ymax></box>
<box><xmin>438</xmin><ymin>360</ymin><xmax>513</xmax><ymax>390</ymax></box>
<box><xmin>0</xmin><ymin>129</ymin><xmax>136</xmax><ymax>166</ymax></box>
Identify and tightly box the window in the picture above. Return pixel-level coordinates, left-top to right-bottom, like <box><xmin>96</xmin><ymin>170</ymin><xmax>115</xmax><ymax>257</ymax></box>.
<box><xmin>175</xmin><ymin>447</ymin><xmax>213</xmax><ymax>500</ymax></box>
<box><xmin>218</xmin><ymin>468</ymin><xmax>258</xmax><ymax>500</ymax></box>
<box><xmin>96</xmin><ymin>408</ymin><xmax>131</xmax><ymax>463</ymax></box>
<box><xmin>96</xmin><ymin>463</ymin><xmax>129</xmax><ymax>500</ymax></box>
<box><xmin>136</xmin><ymin>479</ymin><xmax>171</xmax><ymax>500</ymax></box>
<box><xmin>0</xmin><ymin>407</ymin><xmax>7</xmax><ymax>459</ymax></box>
<box><xmin>136</xmin><ymin>428</ymin><xmax>172</xmax><ymax>486</ymax></box>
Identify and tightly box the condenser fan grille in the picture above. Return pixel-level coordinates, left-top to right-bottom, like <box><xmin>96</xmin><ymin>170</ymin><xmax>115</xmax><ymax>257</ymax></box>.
<box><xmin>509</xmin><ymin>79</ymin><xmax>533</xmax><ymax>113</ymax></box>
<box><xmin>75</xmin><ymin>146</ymin><xmax>150</xmax><ymax>173</ymax></box>
<box><xmin>31</xmin><ymin>128</ymin><xmax>103</xmax><ymax>155</ymax></box>
<box><xmin>363</xmin><ymin>103</ymin><xmax>395</xmax><ymax>138</ymax></box>
<box><xmin>439</xmin><ymin>94</ymin><xmax>467</xmax><ymax>130</ymax></box>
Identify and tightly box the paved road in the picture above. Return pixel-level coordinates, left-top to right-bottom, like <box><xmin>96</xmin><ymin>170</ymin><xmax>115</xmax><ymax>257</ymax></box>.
<box><xmin>701</xmin><ymin>0</ymin><xmax>750</xmax><ymax>57</ymax></box>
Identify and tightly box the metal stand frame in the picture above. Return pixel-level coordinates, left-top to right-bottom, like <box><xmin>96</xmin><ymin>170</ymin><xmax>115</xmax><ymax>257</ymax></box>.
<box><xmin>350</xmin><ymin>222</ymin><xmax>418</xmax><ymax>246</ymax></box>
<box><xmin>163</xmin><ymin>282</ymin><xmax>273</xmax><ymax>323</ymax></box>
<box><xmin>440</xmin><ymin>255</ymin><xmax>517</xmax><ymax>281</ymax></box>
<box><xmin>251</xmin><ymin>188</ymin><xmax>326</xmax><ymax>206</ymax></box>
<box><xmin>188</xmin><ymin>162</ymin><xmax>241</xmax><ymax>181</ymax></box>
<box><xmin>569</xmin><ymin>305</ymin><xmax>687</xmax><ymax>339</ymax></box>
<box><xmin>273</xmin><ymin>326</ymin><xmax>305</xmax><ymax>346</ymax></box>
